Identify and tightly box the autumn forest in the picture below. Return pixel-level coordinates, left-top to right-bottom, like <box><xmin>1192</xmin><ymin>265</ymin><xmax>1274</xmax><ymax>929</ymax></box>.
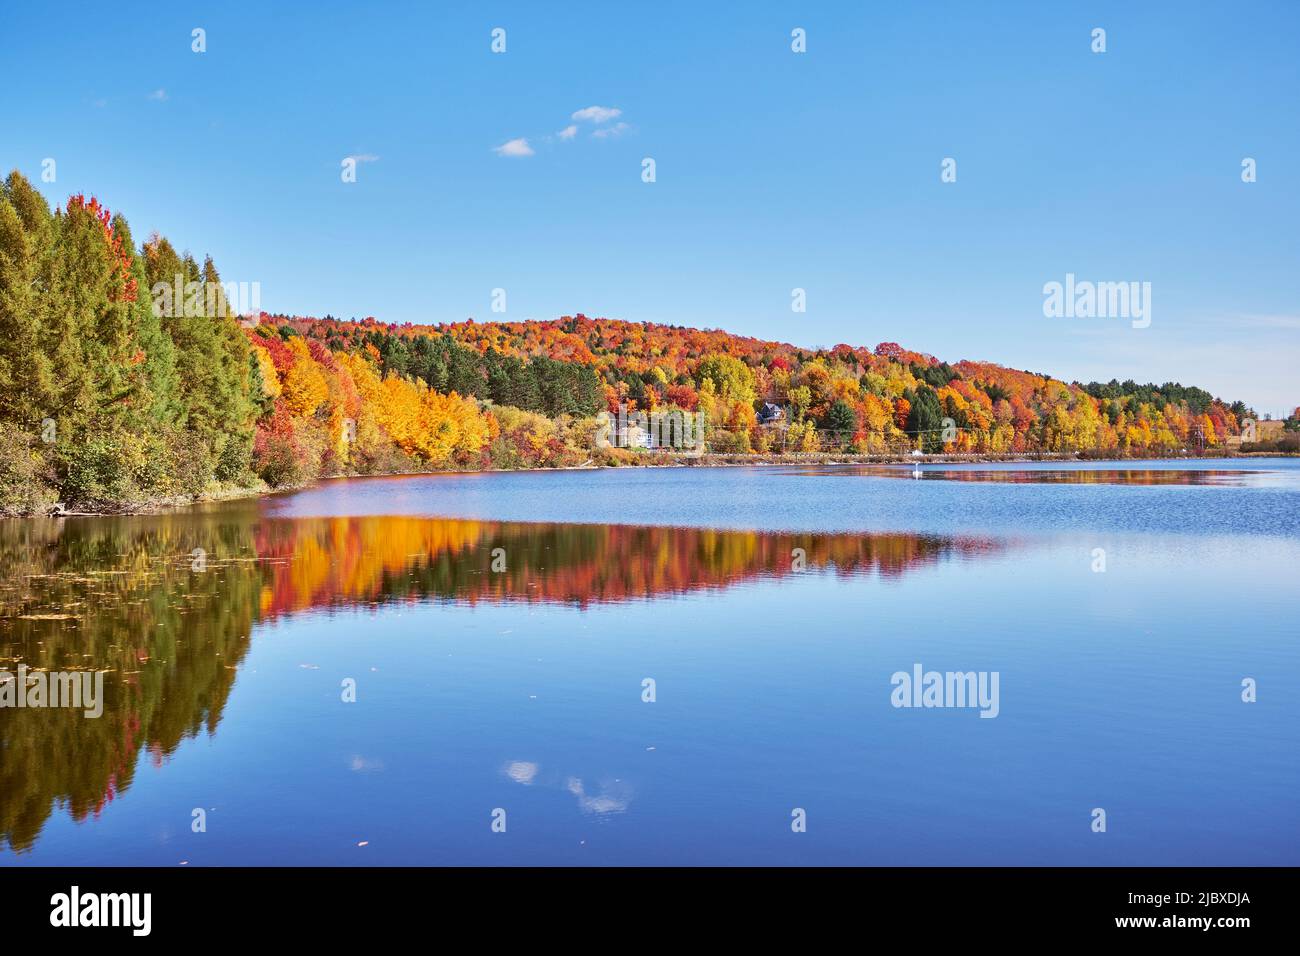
<box><xmin>0</xmin><ymin>172</ymin><xmax>1291</xmax><ymax>513</ymax></box>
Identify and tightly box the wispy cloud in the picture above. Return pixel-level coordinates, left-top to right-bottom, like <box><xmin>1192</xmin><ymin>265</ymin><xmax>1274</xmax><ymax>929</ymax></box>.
<box><xmin>147</xmin><ymin>89</ymin><xmax>167</xmax><ymax>102</ymax></box>
<box><xmin>571</xmin><ymin>105</ymin><xmax>621</xmax><ymax>124</ymax></box>
<box><xmin>591</xmin><ymin>121</ymin><xmax>630</xmax><ymax>139</ymax></box>
<box><xmin>493</xmin><ymin>137</ymin><xmax>535</xmax><ymax>158</ymax></box>
<box><xmin>566</xmin><ymin>776</ymin><xmax>632</xmax><ymax>815</ymax></box>
<box><xmin>556</xmin><ymin>124</ymin><xmax>578</xmax><ymax>141</ymax></box>
<box><xmin>1230</xmin><ymin>313</ymin><xmax>1300</xmax><ymax>330</ymax></box>
<box><xmin>344</xmin><ymin>153</ymin><xmax>380</xmax><ymax>164</ymax></box>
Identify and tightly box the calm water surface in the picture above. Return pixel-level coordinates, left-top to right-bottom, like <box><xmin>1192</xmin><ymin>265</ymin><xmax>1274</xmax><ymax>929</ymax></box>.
<box><xmin>2</xmin><ymin>459</ymin><xmax>1297</xmax><ymax>865</ymax></box>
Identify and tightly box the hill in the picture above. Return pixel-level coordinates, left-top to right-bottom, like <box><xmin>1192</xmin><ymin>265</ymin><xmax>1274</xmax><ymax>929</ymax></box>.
<box><xmin>0</xmin><ymin>170</ymin><xmax>1280</xmax><ymax>513</ymax></box>
<box><xmin>259</xmin><ymin>312</ymin><xmax>1254</xmax><ymax>457</ymax></box>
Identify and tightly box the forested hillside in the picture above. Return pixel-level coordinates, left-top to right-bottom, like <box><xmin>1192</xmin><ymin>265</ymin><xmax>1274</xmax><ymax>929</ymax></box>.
<box><xmin>268</xmin><ymin>313</ymin><xmax>1263</xmax><ymax>458</ymax></box>
<box><xmin>1</xmin><ymin>172</ymin><xmax>1288</xmax><ymax>513</ymax></box>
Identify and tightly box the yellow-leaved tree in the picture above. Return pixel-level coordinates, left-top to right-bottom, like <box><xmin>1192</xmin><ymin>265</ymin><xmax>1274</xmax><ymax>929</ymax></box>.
<box><xmin>282</xmin><ymin>337</ymin><xmax>329</xmax><ymax>417</ymax></box>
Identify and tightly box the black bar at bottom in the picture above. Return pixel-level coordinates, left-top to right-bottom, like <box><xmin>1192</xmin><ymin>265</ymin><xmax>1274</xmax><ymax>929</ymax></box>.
<box><xmin>0</xmin><ymin>866</ymin><xmax>1280</xmax><ymax>940</ymax></box>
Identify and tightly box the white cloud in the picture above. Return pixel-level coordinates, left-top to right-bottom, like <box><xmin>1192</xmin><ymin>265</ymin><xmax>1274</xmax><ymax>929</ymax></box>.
<box><xmin>500</xmin><ymin>107</ymin><xmax>624</xmax><ymax>155</ymax></box>
<box><xmin>571</xmin><ymin>105</ymin><xmax>621</xmax><ymax>124</ymax></box>
<box><xmin>493</xmin><ymin>137</ymin><xmax>535</xmax><ymax>158</ymax></box>
<box><xmin>502</xmin><ymin>761</ymin><xmax>539</xmax><ymax>785</ymax></box>
<box><xmin>591</xmin><ymin>121</ymin><xmax>630</xmax><ymax>139</ymax></box>
<box><xmin>147</xmin><ymin>89</ymin><xmax>167</xmax><ymax>102</ymax></box>
<box><xmin>345</xmin><ymin>153</ymin><xmax>380</xmax><ymax>164</ymax></box>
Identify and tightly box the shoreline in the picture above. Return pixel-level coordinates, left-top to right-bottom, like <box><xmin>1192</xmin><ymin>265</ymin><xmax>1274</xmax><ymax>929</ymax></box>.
<box><xmin>8</xmin><ymin>449</ymin><xmax>1295</xmax><ymax>519</ymax></box>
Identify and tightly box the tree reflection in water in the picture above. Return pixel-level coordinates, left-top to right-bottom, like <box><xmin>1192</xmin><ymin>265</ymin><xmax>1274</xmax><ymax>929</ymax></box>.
<box><xmin>0</xmin><ymin>511</ymin><xmax>1005</xmax><ymax>852</ymax></box>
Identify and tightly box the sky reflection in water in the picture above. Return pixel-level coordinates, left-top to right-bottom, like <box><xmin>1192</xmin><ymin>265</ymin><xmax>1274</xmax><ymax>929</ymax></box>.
<box><xmin>2</xmin><ymin>461</ymin><xmax>1297</xmax><ymax>865</ymax></box>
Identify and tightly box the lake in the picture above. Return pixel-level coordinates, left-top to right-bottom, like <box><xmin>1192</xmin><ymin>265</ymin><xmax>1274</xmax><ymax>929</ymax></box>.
<box><xmin>2</xmin><ymin>459</ymin><xmax>1298</xmax><ymax>865</ymax></box>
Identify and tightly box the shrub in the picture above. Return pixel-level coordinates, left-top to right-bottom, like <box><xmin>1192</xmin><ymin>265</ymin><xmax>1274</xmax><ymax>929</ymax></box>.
<box><xmin>0</xmin><ymin>428</ymin><xmax>57</xmax><ymax>514</ymax></box>
<box><xmin>58</xmin><ymin>427</ymin><xmax>150</xmax><ymax>508</ymax></box>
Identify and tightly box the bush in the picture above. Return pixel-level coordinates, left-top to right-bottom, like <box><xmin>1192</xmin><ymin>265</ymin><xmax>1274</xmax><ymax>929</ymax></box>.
<box><xmin>164</xmin><ymin>429</ymin><xmax>216</xmax><ymax>495</ymax></box>
<box><xmin>1242</xmin><ymin>435</ymin><xmax>1300</xmax><ymax>454</ymax></box>
<box><xmin>254</xmin><ymin>433</ymin><xmax>303</xmax><ymax>487</ymax></box>
<box><xmin>708</xmin><ymin>428</ymin><xmax>752</xmax><ymax>454</ymax></box>
<box><xmin>0</xmin><ymin>428</ymin><xmax>58</xmax><ymax>514</ymax></box>
<box><xmin>487</xmin><ymin>405</ymin><xmax>590</xmax><ymax>468</ymax></box>
<box><xmin>58</xmin><ymin>427</ymin><xmax>150</xmax><ymax>508</ymax></box>
<box><xmin>213</xmin><ymin>430</ymin><xmax>254</xmax><ymax>484</ymax></box>
<box><xmin>590</xmin><ymin>445</ymin><xmax>639</xmax><ymax>467</ymax></box>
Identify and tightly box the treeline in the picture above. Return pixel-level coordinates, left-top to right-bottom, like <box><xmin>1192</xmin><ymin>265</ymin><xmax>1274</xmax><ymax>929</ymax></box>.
<box><xmin>305</xmin><ymin>321</ymin><xmax>605</xmax><ymax>418</ymax></box>
<box><xmin>3</xmin><ymin>174</ymin><xmax>1291</xmax><ymax>513</ymax></box>
<box><xmin>282</xmin><ymin>315</ymin><xmax>1274</xmax><ymax>457</ymax></box>
<box><xmin>0</xmin><ymin>172</ymin><xmax>257</xmax><ymax>511</ymax></box>
<box><xmin>0</xmin><ymin>173</ymin><xmax>613</xmax><ymax>513</ymax></box>
<box><xmin>1080</xmin><ymin>379</ymin><xmax>1249</xmax><ymax>420</ymax></box>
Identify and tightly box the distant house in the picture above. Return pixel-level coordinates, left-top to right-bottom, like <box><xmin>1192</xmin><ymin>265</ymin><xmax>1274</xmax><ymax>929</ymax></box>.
<box><xmin>757</xmin><ymin>402</ymin><xmax>786</xmax><ymax>426</ymax></box>
<box><xmin>623</xmin><ymin>423</ymin><xmax>657</xmax><ymax>449</ymax></box>
<box><xmin>1257</xmin><ymin>420</ymin><xmax>1286</xmax><ymax>442</ymax></box>
<box><xmin>1230</xmin><ymin>419</ymin><xmax>1288</xmax><ymax>447</ymax></box>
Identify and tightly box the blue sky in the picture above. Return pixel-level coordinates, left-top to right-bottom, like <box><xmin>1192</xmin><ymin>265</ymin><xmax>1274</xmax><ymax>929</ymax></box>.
<box><xmin>2</xmin><ymin>1</ymin><xmax>1297</xmax><ymax>414</ymax></box>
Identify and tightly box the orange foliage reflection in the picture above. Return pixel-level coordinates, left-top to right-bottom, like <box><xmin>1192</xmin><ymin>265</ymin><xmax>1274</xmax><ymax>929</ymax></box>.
<box><xmin>252</xmin><ymin>516</ymin><xmax>1004</xmax><ymax>617</ymax></box>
